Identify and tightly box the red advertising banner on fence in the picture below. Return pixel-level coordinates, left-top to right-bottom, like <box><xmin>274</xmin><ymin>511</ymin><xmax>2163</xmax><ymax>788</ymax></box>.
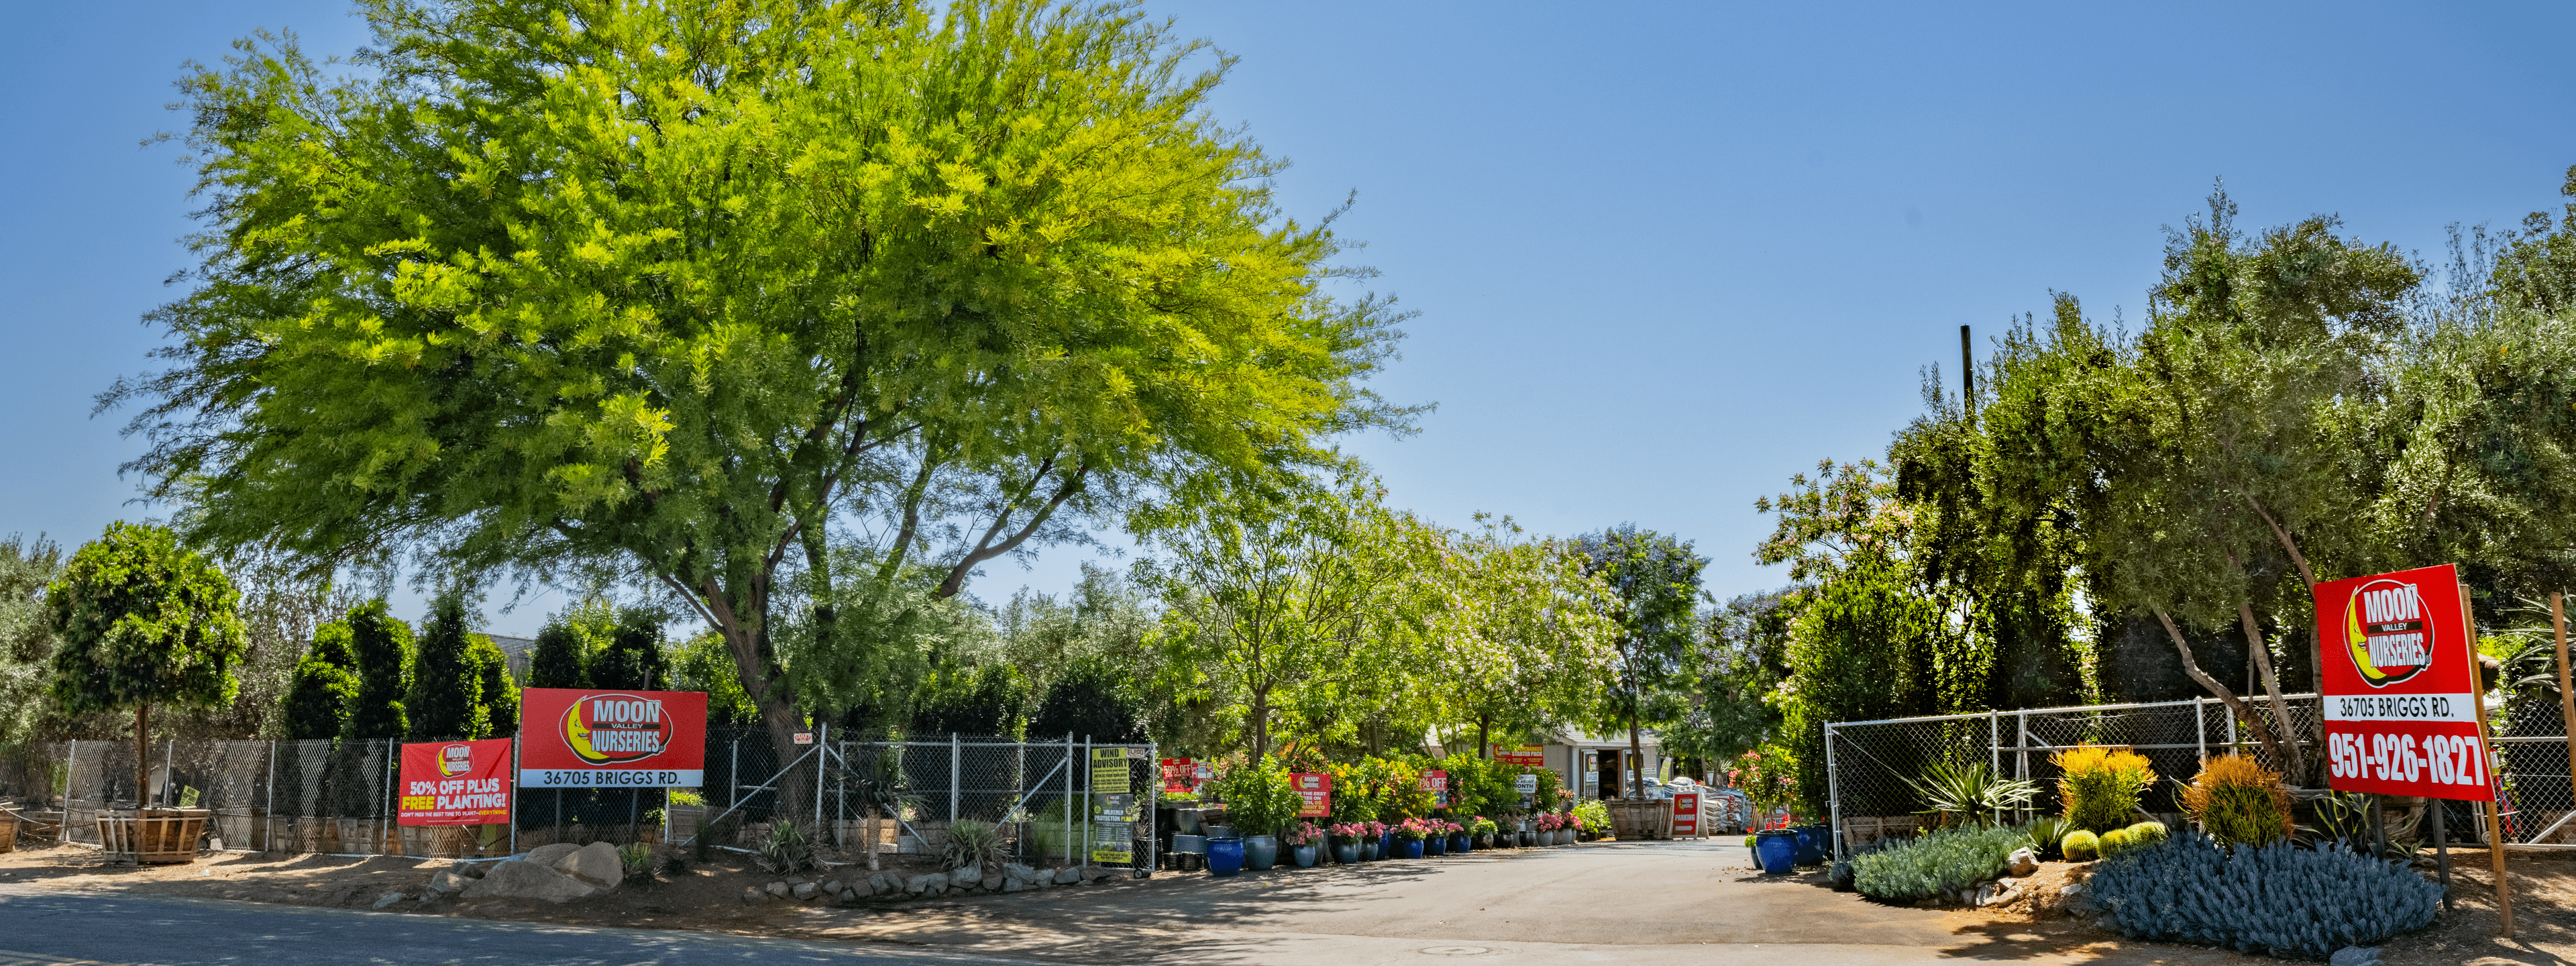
<box><xmin>518</xmin><ymin>688</ymin><xmax>708</xmax><ymax>788</ymax></box>
<box><xmin>1293</xmin><ymin>772</ymin><xmax>1332</xmax><ymax>818</ymax></box>
<box><xmin>398</xmin><ymin>739</ymin><xmax>514</xmax><ymax>826</ymax></box>
<box><xmin>1489</xmin><ymin>744</ymin><xmax>1544</xmax><ymax>767</ymax></box>
<box><xmin>1420</xmin><ymin>769</ymin><xmax>1448</xmax><ymax>808</ymax></box>
<box><xmin>1160</xmin><ymin>758</ymin><xmax>1196</xmax><ymax>793</ymax></box>
<box><xmin>2313</xmin><ymin>564</ymin><xmax>2496</xmax><ymax>802</ymax></box>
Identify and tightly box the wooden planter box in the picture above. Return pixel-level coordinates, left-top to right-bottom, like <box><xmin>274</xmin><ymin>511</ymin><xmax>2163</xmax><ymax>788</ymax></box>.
<box><xmin>0</xmin><ymin>812</ymin><xmax>18</xmax><ymax>853</ymax></box>
<box><xmin>99</xmin><ymin>808</ymin><xmax>209</xmax><ymax>864</ymax></box>
<box><xmin>1606</xmin><ymin>799</ymin><xmax>1672</xmax><ymax>840</ymax></box>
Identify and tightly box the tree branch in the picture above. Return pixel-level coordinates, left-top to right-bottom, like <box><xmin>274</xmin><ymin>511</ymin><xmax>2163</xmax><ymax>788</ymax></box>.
<box><xmin>2155</xmin><ymin>608</ymin><xmax>2290</xmax><ymax>768</ymax></box>
<box><xmin>933</xmin><ymin>461</ymin><xmax>1087</xmax><ymax>599</ymax></box>
<box><xmin>2241</xmin><ymin>493</ymin><xmax>2316</xmax><ymax>588</ymax></box>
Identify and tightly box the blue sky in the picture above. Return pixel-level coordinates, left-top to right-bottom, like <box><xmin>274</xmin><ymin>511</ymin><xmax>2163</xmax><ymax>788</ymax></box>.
<box><xmin>4</xmin><ymin>1</ymin><xmax>2573</xmax><ymax>635</ymax></box>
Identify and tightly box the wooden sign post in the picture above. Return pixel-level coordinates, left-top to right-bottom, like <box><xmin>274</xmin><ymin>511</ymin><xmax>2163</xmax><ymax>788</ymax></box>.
<box><xmin>2465</xmin><ymin>582</ymin><xmax>2512</xmax><ymax>937</ymax></box>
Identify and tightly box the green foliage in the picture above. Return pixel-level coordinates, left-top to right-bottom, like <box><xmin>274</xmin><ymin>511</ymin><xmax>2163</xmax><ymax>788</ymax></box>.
<box><xmin>468</xmin><ymin>636</ymin><xmax>518</xmax><ymax>736</ymax></box>
<box><xmin>407</xmin><ymin>595</ymin><xmax>488</xmax><ymax>740</ymax></box>
<box><xmin>592</xmin><ymin>612</ymin><xmax>667</xmax><ymax>691</ymax></box>
<box><xmin>941</xmin><ymin>818</ymin><xmax>1006</xmax><ymax>872</ymax></box>
<box><xmin>1905</xmin><ymin>760</ymin><xmax>2039</xmax><ymax>828</ymax></box>
<box><xmin>341</xmin><ymin>600</ymin><xmax>411</xmax><ymax>741</ymax></box>
<box><xmin>1028</xmin><ymin>655</ymin><xmax>1146</xmax><ymax>745</ymax></box>
<box><xmin>755</xmin><ymin>819</ymin><xmax>817</xmax><ymax>875</ymax></box>
<box><xmin>2055</xmin><ymin>745</ymin><xmax>2155</xmax><ymax>833</ymax></box>
<box><xmin>912</xmin><ymin>664</ymin><xmax>1029</xmax><ymax>739</ymax></box>
<box><xmin>1214</xmin><ymin>753</ymin><xmax>1305</xmax><ymax>836</ymax></box>
<box><xmin>1572</xmin><ymin>798</ymin><xmax>1611</xmax><ymax>835</ymax></box>
<box><xmin>2184</xmin><ymin>755</ymin><xmax>2292</xmax><ymax>849</ymax></box>
<box><xmin>2061</xmin><ymin>830</ymin><xmax>2100</xmax><ymax>861</ymax></box>
<box><xmin>129</xmin><ymin>0</ymin><xmax>1412</xmax><ymax>777</ymax></box>
<box><xmin>527</xmin><ymin>617</ymin><xmax>591</xmax><ymax>690</ymax></box>
<box><xmin>619</xmin><ymin>842</ymin><xmax>657</xmax><ymax>880</ymax></box>
<box><xmin>1779</xmin><ymin>552</ymin><xmax>1943</xmax><ymax>814</ymax></box>
<box><xmin>670</xmin><ymin>631</ymin><xmax>757</xmax><ymax>727</ymax></box>
<box><xmin>46</xmin><ymin>523</ymin><xmax>248</xmax><ymax>718</ymax></box>
<box><xmin>2098</xmin><ymin>827</ymin><xmax>2135</xmax><ymax>857</ymax></box>
<box><xmin>0</xmin><ymin>534</ymin><xmax>64</xmax><ymax>744</ymax></box>
<box><xmin>279</xmin><ymin>621</ymin><xmax>358</xmax><ymax>741</ymax></box>
<box><xmin>2127</xmin><ymin>820</ymin><xmax>2169</xmax><ymax>849</ymax></box>
<box><xmin>2021</xmin><ymin>816</ymin><xmax>2073</xmax><ymax>861</ymax></box>
<box><xmin>1850</xmin><ymin>824</ymin><xmax>2029</xmax><ymax>903</ymax></box>
<box><xmin>1572</xmin><ymin>525</ymin><xmax>1706</xmax><ymax>798</ymax></box>
<box><xmin>2090</xmin><ymin>833</ymin><xmax>2440</xmax><ymax>959</ymax></box>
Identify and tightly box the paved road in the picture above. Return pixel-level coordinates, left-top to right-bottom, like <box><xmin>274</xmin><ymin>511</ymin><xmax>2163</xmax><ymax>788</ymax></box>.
<box><xmin>0</xmin><ymin>839</ymin><xmax>2259</xmax><ymax>965</ymax></box>
<box><xmin>0</xmin><ymin>885</ymin><xmax>1045</xmax><ymax>966</ymax></box>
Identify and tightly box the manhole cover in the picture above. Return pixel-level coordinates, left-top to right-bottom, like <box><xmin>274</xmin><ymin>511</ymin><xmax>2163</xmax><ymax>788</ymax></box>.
<box><xmin>1419</xmin><ymin>947</ymin><xmax>1491</xmax><ymax>957</ymax></box>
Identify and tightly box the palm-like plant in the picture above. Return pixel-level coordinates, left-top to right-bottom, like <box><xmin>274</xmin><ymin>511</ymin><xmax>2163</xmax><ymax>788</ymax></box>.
<box><xmin>1907</xmin><ymin>760</ymin><xmax>2039</xmax><ymax>828</ymax></box>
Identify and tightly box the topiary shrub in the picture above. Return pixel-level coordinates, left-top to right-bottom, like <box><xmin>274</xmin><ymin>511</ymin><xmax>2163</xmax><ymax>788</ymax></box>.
<box><xmin>2061</xmin><ymin>829</ymin><xmax>2100</xmax><ymax>861</ymax></box>
<box><xmin>2053</xmin><ymin>745</ymin><xmax>2155</xmax><ymax>833</ymax></box>
<box><xmin>2090</xmin><ymin>833</ymin><xmax>2440</xmax><ymax>959</ymax></box>
<box><xmin>1851</xmin><ymin>824</ymin><xmax>2028</xmax><ymax>903</ymax></box>
<box><xmin>2183</xmin><ymin>755</ymin><xmax>2293</xmax><ymax>849</ymax></box>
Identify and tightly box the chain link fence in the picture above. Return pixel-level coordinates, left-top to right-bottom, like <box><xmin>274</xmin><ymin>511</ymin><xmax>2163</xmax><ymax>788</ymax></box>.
<box><xmin>1</xmin><ymin>731</ymin><xmax>1163</xmax><ymax>865</ymax></box>
<box><xmin>1825</xmin><ymin>693</ymin><xmax>2576</xmax><ymax>859</ymax></box>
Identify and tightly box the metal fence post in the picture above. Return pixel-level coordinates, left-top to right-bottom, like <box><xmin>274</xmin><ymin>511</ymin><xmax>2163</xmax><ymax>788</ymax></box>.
<box><xmin>1824</xmin><ymin>722</ymin><xmax>1843</xmax><ymax>861</ymax></box>
<box><xmin>380</xmin><ymin>741</ymin><xmax>393</xmax><ymax>857</ymax></box>
<box><xmin>949</xmin><ymin>733</ymin><xmax>961</xmax><ymax>824</ymax></box>
<box><xmin>161</xmin><ymin>740</ymin><xmax>175</xmax><ymax>807</ymax></box>
<box><xmin>1063</xmin><ymin>732</ymin><xmax>1074</xmax><ymax>866</ymax></box>
<box><xmin>1083</xmin><ymin>737</ymin><xmax>1093</xmax><ymax>868</ymax></box>
<box><xmin>2195</xmin><ymin>697</ymin><xmax>2209</xmax><ymax>768</ymax></box>
<box><xmin>1988</xmin><ymin>712</ymin><xmax>2000</xmax><ymax>780</ymax></box>
<box><xmin>61</xmin><ymin>740</ymin><xmax>73</xmax><ymax>845</ymax></box>
<box><xmin>817</xmin><ymin>721</ymin><xmax>829</xmax><ymax>833</ymax></box>
<box><xmin>263</xmin><ymin>740</ymin><xmax>277</xmax><ymax>852</ymax></box>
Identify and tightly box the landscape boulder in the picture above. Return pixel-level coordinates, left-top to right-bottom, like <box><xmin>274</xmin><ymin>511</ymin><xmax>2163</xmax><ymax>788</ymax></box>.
<box><xmin>906</xmin><ymin>873</ymin><xmax>946</xmax><ymax>895</ymax></box>
<box><xmin>555</xmin><ymin>841</ymin><xmax>625</xmax><ymax>889</ymax></box>
<box><xmin>765</xmin><ymin>881</ymin><xmax>791</xmax><ymax>899</ymax></box>
<box><xmin>425</xmin><ymin>870</ymin><xmax>476</xmax><ymax>895</ymax></box>
<box><xmin>373</xmin><ymin>892</ymin><xmax>406</xmax><ymax>909</ymax></box>
<box><xmin>947</xmin><ymin>863</ymin><xmax>981</xmax><ymax>888</ymax></box>
<box><xmin>523</xmin><ymin>843</ymin><xmax>582</xmax><ymax>868</ymax></box>
<box><xmin>1053</xmin><ymin>867</ymin><xmax>1081</xmax><ymax>885</ymax></box>
<box><xmin>2004</xmin><ymin>848</ymin><xmax>2039</xmax><ymax>877</ymax></box>
<box><xmin>460</xmin><ymin>859</ymin><xmax>600</xmax><ymax>904</ymax></box>
<box><xmin>792</xmin><ymin>881</ymin><xmax>820</xmax><ymax>901</ymax></box>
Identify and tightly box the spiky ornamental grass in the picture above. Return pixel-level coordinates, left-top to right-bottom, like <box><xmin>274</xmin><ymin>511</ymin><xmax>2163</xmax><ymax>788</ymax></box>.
<box><xmin>1851</xmin><ymin>824</ymin><xmax>2030</xmax><ymax>902</ymax></box>
<box><xmin>2089</xmin><ymin>833</ymin><xmax>2440</xmax><ymax>959</ymax></box>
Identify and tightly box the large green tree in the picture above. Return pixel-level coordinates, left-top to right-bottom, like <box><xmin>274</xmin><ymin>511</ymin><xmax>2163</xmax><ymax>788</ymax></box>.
<box><xmin>1572</xmin><ymin>525</ymin><xmax>1706</xmax><ymax>799</ymax></box>
<box><xmin>118</xmin><ymin>0</ymin><xmax>1407</xmax><ymax>777</ymax></box>
<box><xmin>280</xmin><ymin>621</ymin><xmax>359</xmax><ymax>741</ymax></box>
<box><xmin>0</xmin><ymin>535</ymin><xmax>64</xmax><ymax>744</ymax></box>
<box><xmin>343</xmin><ymin>599</ymin><xmax>413</xmax><ymax>741</ymax></box>
<box><xmin>45</xmin><ymin>523</ymin><xmax>249</xmax><ymax>806</ymax></box>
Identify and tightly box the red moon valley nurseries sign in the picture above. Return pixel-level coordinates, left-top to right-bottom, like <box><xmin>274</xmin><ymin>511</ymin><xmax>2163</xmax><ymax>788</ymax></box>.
<box><xmin>2312</xmin><ymin>564</ymin><xmax>2495</xmax><ymax>802</ymax></box>
<box><xmin>518</xmin><ymin>688</ymin><xmax>708</xmax><ymax>788</ymax></box>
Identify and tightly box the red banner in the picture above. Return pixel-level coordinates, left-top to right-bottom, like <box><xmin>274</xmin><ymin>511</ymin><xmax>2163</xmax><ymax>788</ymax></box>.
<box><xmin>2313</xmin><ymin>564</ymin><xmax>2496</xmax><ymax>802</ymax></box>
<box><xmin>1160</xmin><ymin>757</ymin><xmax>1196</xmax><ymax>793</ymax></box>
<box><xmin>1489</xmin><ymin>744</ymin><xmax>1544</xmax><ymax>767</ymax></box>
<box><xmin>518</xmin><ymin>688</ymin><xmax>708</xmax><ymax>788</ymax></box>
<box><xmin>398</xmin><ymin>739</ymin><xmax>514</xmax><ymax>826</ymax></box>
<box><xmin>1421</xmin><ymin>769</ymin><xmax>1448</xmax><ymax>808</ymax></box>
<box><xmin>1670</xmin><ymin>792</ymin><xmax>1701</xmax><ymax>837</ymax></box>
<box><xmin>1293</xmin><ymin>772</ymin><xmax>1332</xmax><ymax>817</ymax></box>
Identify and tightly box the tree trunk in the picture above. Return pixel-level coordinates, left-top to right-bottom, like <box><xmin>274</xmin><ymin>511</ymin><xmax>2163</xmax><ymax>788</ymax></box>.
<box><xmin>2155</xmin><ymin>610</ymin><xmax>2291</xmax><ymax>768</ymax></box>
<box><xmin>2236</xmin><ymin>602</ymin><xmax>2308</xmax><ymax>783</ymax></box>
<box><xmin>1627</xmin><ymin>714</ymin><xmax>1644</xmax><ymax>800</ymax></box>
<box><xmin>1477</xmin><ymin>714</ymin><xmax>1490</xmax><ymax>760</ymax></box>
<box><xmin>135</xmin><ymin>704</ymin><xmax>150</xmax><ymax>810</ymax></box>
<box><xmin>1250</xmin><ymin>691</ymin><xmax>1270</xmax><ymax>763</ymax></box>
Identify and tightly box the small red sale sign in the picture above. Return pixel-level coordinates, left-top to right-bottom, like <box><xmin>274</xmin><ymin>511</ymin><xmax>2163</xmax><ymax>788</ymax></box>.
<box><xmin>2313</xmin><ymin>564</ymin><xmax>2496</xmax><ymax>802</ymax></box>
<box><xmin>1293</xmin><ymin>772</ymin><xmax>1332</xmax><ymax>818</ymax></box>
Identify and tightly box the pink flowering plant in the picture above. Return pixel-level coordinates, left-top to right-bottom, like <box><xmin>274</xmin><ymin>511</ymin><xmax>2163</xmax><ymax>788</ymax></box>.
<box><xmin>1283</xmin><ymin>820</ymin><xmax>1324</xmax><ymax>847</ymax></box>
<box><xmin>1393</xmin><ymin>817</ymin><xmax>1435</xmax><ymax>841</ymax></box>
<box><xmin>1329</xmin><ymin>822</ymin><xmax>1369</xmax><ymax>842</ymax></box>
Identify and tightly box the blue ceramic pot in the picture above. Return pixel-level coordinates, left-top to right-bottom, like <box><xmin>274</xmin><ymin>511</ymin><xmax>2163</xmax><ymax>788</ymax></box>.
<box><xmin>1208</xmin><ymin>837</ymin><xmax>1245</xmax><ymax>877</ymax></box>
<box><xmin>1397</xmin><ymin>838</ymin><xmax>1424</xmax><ymax>859</ymax></box>
<box><xmin>1792</xmin><ymin>824</ymin><xmax>1827</xmax><ymax>866</ymax></box>
<box><xmin>1292</xmin><ymin>844</ymin><xmax>1319</xmax><ymax>868</ymax></box>
<box><xmin>1449</xmin><ymin>833</ymin><xmax>1472</xmax><ymax>853</ymax></box>
<box><xmin>1425</xmin><ymin>835</ymin><xmax>1447</xmax><ymax>856</ymax></box>
<box><xmin>1380</xmin><ymin>829</ymin><xmax>1395</xmax><ymax>858</ymax></box>
<box><xmin>1334</xmin><ymin>842</ymin><xmax>1360</xmax><ymax>864</ymax></box>
<box><xmin>1244</xmin><ymin>834</ymin><xmax>1279</xmax><ymax>870</ymax></box>
<box><xmin>1755</xmin><ymin>830</ymin><xmax>1798</xmax><ymax>875</ymax></box>
<box><xmin>1361</xmin><ymin>838</ymin><xmax>1380</xmax><ymax>861</ymax></box>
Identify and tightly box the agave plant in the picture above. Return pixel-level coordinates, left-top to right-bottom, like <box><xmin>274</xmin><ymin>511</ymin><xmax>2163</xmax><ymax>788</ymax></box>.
<box><xmin>755</xmin><ymin>818</ymin><xmax>819</xmax><ymax>875</ymax></box>
<box><xmin>1907</xmin><ymin>760</ymin><xmax>2040</xmax><ymax>828</ymax></box>
<box><xmin>942</xmin><ymin>818</ymin><xmax>1008</xmax><ymax>872</ymax></box>
<box><xmin>2022</xmin><ymin>815</ymin><xmax>2074</xmax><ymax>861</ymax></box>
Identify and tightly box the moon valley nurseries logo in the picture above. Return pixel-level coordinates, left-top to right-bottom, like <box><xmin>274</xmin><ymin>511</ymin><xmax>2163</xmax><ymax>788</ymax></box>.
<box><xmin>437</xmin><ymin>743</ymin><xmax>474</xmax><ymax>777</ymax></box>
<box><xmin>561</xmin><ymin>694</ymin><xmax>676</xmax><ymax>765</ymax></box>
<box><xmin>2343</xmin><ymin>578</ymin><xmax>2435</xmax><ymax>687</ymax></box>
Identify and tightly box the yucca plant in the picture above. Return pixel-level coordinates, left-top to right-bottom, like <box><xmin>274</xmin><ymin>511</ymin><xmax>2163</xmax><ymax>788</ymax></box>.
<box><xmin>1905</xmin><ymin>760</ymin><xmax>2040</xmax><ymax>828</ymax></box>
<box><xmin>2023</xmin><ymin>816</ymin><xmax>2074</xmax><ymax>861</ymax></box>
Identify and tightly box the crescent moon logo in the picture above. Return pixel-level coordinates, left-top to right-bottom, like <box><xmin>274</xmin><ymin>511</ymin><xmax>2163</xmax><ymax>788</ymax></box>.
<box><xmin>560</xmin><ymin>693</ymin><xmax>674</xmax><ymax>765</ymax></box>
<box><xmin>2343</xmin><ymin>579</ymin><xmax>2433</xmax><ymax>688</ymax></box>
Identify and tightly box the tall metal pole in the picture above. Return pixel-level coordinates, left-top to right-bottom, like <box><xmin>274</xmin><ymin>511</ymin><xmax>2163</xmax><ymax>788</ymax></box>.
<box><xmin>817</xmin><ymin>721</ymin><xmax>829</xmax><ymax>833</ymax></box>
<box><xmin>262</xmin><ymin>740</ymin><xmax>277</xmax><ymax>852</ymax></box>
<box><xmin>161</xmin><ymin>740</ymin><xmax>175</xmax><ymax>806</ymax></box>
<box><xmin>1083</xmin><ymin>737</ymin><xmax>1093</xmax><ymax>869</ymax></box>
<box><xmin>61</xmin><ymin>741</ymin><xmax>72</xmax><ymax>845</ymax></box>
<box><xmin>1063</xmin><ymin>733</ymin><xmax>1074</xmax><ymax>866</ymax></box>
<box><xmin>949</xmin><ymin>733</ymin><xmax>961</xmax><ymax>824</ymax></box>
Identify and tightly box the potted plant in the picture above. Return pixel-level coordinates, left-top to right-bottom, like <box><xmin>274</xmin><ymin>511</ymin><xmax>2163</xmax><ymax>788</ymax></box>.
<box><xmin>1365</xmin><ymin>820</ymin><xmax>1387</xmax><ymax>860</ymax></box>
<box><xmin>1392</xmin><ymin>818</ymin><xmax>1430</xmax><ymax>859</ymax></box>
<box><xmin>1284</xmin><ymin>820</ymin><xmax>1324</xmax><ymax>868</ymax></box>
<box><xmin>1330</xmin><ymin>822</ymin><xmax>1366</xmax><ymax>864</ymax></box>
<box><xmin>1214</xmin><ymin>754</ymin><xmax>1302</xmax><ymax>871</ymax></box>
<box><xmin>1468</xmin><ymin>816</ymin><xmax>1499</xmax><ymax>849</ymax></box>
<box><xmin>1445</xmin><ymin>820</ymin><xmax>1471</xmax><ymax>855</ymax></box>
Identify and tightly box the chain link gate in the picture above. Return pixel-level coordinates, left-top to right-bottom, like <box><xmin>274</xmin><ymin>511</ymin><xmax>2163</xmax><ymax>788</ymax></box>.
<box><xmin>1825</xmin><ymin>693</ymin><xmax>2576</xmax><ymax>859</ymax></box>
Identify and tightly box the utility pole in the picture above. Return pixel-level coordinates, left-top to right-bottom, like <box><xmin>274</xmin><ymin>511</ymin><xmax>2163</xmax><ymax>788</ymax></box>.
<box><xmin>1960</xmin><ymin>324</ymin><xmax>1975</xmax><ymax>425</ymax></box>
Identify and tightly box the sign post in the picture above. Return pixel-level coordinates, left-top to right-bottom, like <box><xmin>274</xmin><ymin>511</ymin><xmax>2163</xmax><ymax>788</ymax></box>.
<box><xmin>2312</xmin><ymin>564</ymin><xmax>2509</xmax><ymax>936</ymax></box>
